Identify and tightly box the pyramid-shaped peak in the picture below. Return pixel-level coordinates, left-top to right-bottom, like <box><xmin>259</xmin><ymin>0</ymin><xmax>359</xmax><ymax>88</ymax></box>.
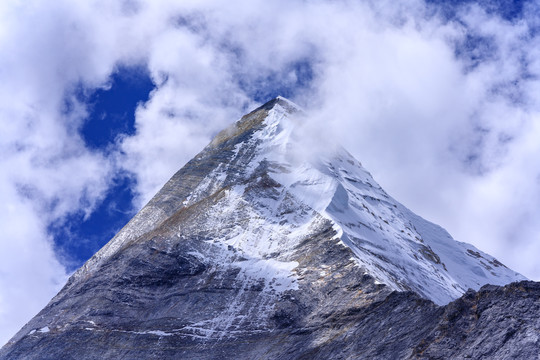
<box><xmin>1</xmin><ymin>97</ymin><xmax>533</xmax><ymax>359</ymax></box>
<box><xmin>68</xmin><ymin>97</ymin><xmax>523</xmax><ymax>305</ymax></box>
<box><xmin>252</xmin><ymin>96</ymin><xmax>303</xmax><ymax>113</ymax></box>
<box><xmin>208</xmin><ymin>96</ymin><xmax>301</xmax><ymax>148</ymax></box>
<box><xmin>275</xmin><ymin>95</ymin><xmax>303</xmax><ymax>112</ymax></box>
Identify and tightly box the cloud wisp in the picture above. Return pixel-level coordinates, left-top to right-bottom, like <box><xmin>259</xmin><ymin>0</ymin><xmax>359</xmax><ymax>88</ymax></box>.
<box><xmin>1</xmin><ymin>0</ymin><xmax>540</xmax><ymax>346</ymax></box>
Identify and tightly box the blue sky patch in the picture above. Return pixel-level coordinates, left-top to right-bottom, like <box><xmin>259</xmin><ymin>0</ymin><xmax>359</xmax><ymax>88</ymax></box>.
<box><xmin>427</xmin><ymin>0</ymin><xmax>527</xmax><ymax>22</ymax></box>
<box><xmin>80</xmin><ymin>65</ymin><xmax>154</xmax><ymax>150</ymax></box>
<box><xmin>52</xmin><ymin>65</ymin><xmax>155</xmax><ymax>270</ymax></box>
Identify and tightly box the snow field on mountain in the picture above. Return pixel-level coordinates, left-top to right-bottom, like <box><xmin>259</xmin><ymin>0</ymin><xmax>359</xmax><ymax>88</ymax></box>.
<box><xmin>248</xmin><ymin>100</ymin><xmax>525</xmax><ymax>304</ymax></box>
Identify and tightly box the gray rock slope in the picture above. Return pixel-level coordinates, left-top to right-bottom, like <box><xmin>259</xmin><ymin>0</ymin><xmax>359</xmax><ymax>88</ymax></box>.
<box><xmin>2</xmin><ymin>97</ymin><xmax>538</xmax><ymax>359</ymax></box>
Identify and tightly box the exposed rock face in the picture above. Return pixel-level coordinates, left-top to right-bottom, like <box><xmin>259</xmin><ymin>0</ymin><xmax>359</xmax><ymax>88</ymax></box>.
<box><xmin>2</xmin><ymin>97</ymin><xmax>538</xmax><ymax>359</ymax></box>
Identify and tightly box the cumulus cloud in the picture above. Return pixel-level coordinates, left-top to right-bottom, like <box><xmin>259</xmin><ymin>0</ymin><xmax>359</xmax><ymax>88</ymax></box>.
<box><xmin>1</xmin><ymin>0</ymin><xmax>540</xmax><ymax>346</ymax></box>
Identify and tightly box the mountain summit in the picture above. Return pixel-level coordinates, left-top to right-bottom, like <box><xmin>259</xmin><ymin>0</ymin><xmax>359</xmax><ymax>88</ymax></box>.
<box><xmin>75</xmin><ymin>95</ymin><xmax>524</xmax><ymax>305</ymax></box>
<box><xmin>2</xmin><ymin>97</ymin><xmax>537</xmax><ymax>359</ymax></box>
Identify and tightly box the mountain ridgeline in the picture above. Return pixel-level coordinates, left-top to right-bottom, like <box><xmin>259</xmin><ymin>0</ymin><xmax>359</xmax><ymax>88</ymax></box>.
<box><xmin>2</xmin><ymin>97</ymin><xmax>539</xmax><ymax>359</ymax></box>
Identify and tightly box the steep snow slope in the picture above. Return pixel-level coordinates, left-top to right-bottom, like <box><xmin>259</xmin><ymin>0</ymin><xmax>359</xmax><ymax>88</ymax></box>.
<box><xmin>223</xmin><ymin>97</ymin><xmax>524</xmax><ymax>304</ymax></box>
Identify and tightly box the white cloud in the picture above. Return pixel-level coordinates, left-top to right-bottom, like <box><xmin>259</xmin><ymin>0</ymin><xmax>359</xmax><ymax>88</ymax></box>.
<box><xmin>0</xmin><ymin>174</ymin><xmax>68</xmax><ymax>347</ymax></box>
<box><xmin>1</xmin><ymin>0</ymin><xmax>540</xmax><ymax>346</ymax></box>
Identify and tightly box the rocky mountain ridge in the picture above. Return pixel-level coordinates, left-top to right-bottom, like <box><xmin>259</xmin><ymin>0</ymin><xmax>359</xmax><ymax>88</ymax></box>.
<box><xmin>1</xmin><ymin>97</ymin><xmax>537</xmax><ymax>359</ymax></box>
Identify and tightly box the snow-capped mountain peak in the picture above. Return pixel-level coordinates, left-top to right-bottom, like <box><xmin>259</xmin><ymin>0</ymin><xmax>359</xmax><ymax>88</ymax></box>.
<box><xmin>3</xmin><ymin>97</ymin><xmax>535</xmax><ymax>360</ymax></box>
<box><xmin>75</xmin><ymin>96</ymin><xmax>524</xmax><ymax>306</ymax></box>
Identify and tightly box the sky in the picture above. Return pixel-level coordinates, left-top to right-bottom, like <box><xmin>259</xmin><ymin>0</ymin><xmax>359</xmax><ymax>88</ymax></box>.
<box><xmin>1</xmin><ymin>0</ymin><xmax>540</xmax><ymax>346</ymax></box>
